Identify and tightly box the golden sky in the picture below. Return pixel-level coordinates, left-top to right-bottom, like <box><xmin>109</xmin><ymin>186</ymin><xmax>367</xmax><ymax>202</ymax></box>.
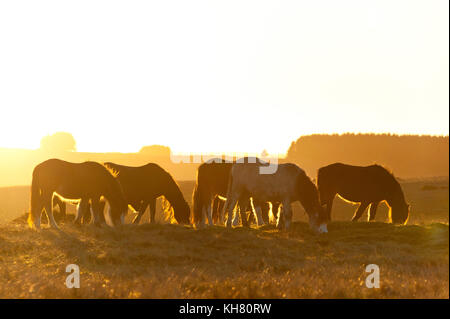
<box><xmin>0</xmin><ymin>1</ymin><xmax>448</xmax><ymax>155</ymax></box>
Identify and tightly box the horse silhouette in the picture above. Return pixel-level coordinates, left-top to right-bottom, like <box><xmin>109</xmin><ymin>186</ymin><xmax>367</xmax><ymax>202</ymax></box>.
<box><xmin>317</xmin><ymin>163</ymin><xmax>410</xmax><ymax>224</ymax></box>
<box><xmin>223</xmin><ymin>159</ymin><xmax>328</xmax><ymax>233</ymax></box>
<box><xmin>28</xmin><ymin>159</ymin><xmax>127</xmax><ymax>229</ymax></box>
<box><xmin>102</xmin><ymin>162</ymin><xmax>191</xmax><ymax>225</ymax></box>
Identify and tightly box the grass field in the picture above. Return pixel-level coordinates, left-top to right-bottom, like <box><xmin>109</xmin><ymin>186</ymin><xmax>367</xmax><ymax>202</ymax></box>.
<box><xmin>0</xmin><ymin>177</ymin><xmax>448</xmax><ymax>298</ymax></box>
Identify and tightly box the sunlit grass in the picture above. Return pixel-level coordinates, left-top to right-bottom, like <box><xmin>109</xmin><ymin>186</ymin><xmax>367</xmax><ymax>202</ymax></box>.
<box><xmin>0</xmin><ymin>219</ymin><xmax>447</xmax><ymax>298</ymax></box>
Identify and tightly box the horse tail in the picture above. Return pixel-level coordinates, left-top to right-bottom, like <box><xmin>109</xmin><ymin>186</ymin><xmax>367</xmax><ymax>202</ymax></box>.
<box><xmin>28</xmin><ymin>168</ymin><xmax>42</xmax><ymax>229</ymax></box>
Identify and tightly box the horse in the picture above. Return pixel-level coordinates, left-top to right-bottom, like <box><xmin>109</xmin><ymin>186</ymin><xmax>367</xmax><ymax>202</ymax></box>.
<box><xmin>100</xmin><ymin>162</ymin><xmax>191</xmax><ymax>225</ymax></box>
<box><xmin>192</xmin><ymin>158</ymin><xmax>272</xmax><ymax>228</ymax></box>
<box><xmin>28</xmin><ymin>159</ymin><xmax>128</xmax><ymax>229</ymax></box>
<box><xmin>317</xmin><ymin>163</ymin><xmax>410</xmax><ymax>224</ymax></box>
<box><xmin>223</xmin><ymin>160</ymin><xmax>328</xmax><ymax>233</ymax></box>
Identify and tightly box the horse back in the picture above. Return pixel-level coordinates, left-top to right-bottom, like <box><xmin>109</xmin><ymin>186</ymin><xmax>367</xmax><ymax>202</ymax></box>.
<box><xmin>104</xmin><ymin>162</ymin><xmax>176</xmax><ymax>199</ymax></box>
<box><xmin>33</xmin><ymin>159</ymin><xmax>116</xmax><ymax>197</ymax></box>
<box><xmin>317</xmin><ymin>163</ymin><xmax>399</xmax><ymax>202</ymax></box>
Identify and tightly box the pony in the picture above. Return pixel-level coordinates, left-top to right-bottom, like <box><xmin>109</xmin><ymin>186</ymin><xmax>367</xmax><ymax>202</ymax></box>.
<box><xmin>223</xmin><ymin>160</ymin><xmax>328</xmax><ymax>233</ymax></box>
<box><xmin>192</xmin><ymin>158</ymin><xmax>272</xmax><ymax>228</ymax></box>
<box><xmin>317</xmin><ymin>163</ymin><xmax>410</xmax><ymax>224</ymax></box>
<box><xmin>28</xmin><ymin>159</ymin><xmax>128</xmax><ymax>229</ymax></box>
<box><xmin>101</xmin><ymin>162</ymin><xmax>191</xmax><ymax>225</ymax></box>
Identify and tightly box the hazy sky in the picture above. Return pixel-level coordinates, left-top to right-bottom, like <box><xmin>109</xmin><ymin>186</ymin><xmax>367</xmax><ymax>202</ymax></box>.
<box><xmin>0</xmin><ymin>0</ymin><xmax>448</xmax><ymax>154</ymax></box>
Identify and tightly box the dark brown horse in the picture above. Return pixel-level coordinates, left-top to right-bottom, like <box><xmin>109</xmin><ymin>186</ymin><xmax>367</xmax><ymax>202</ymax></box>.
<box><xmin>102</xmin><ymin>162</ymin><xmax>191</xmax><ymax>225</ymax></box>
<box><xmin>317</xmin><ymin>163</ymin><xmax>410</xmax><ymax>224</ymax></box>
<box><xmin>28</xmin><ymin>159</ymin><xmax>128</xmax><ymax>229</ymax></box>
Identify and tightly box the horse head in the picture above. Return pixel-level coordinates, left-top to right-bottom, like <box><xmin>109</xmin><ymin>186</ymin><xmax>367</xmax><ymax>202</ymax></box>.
<box><xmin>392</xmin><ymin>202</ymin><xmax>410</xmax><ymax>225</ymax></box>
<box><xmin>173</xmin><ymin>199</ymin><xmax>191</xmax><ymax>225</ymax></box>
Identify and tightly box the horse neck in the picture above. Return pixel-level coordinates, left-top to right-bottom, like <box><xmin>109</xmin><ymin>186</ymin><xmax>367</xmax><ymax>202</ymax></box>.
<box><xmin>386</xmin><ymin>181</ymin><xmax>406</xmax><ymax>208</ymax></box>
<box><xmin>161</xmin><ymin>177</ymin><xmax>186</xmax><ymax>209</ymax></box>
<box><xmin>103</xmin><ymin>179</ymin><xmax>124</xmax><ymax>207</ymax></box>
<box><xmin>297</xmin><ymin>175</ymin><xmax>320</xmax><ymax>211</ymax></box>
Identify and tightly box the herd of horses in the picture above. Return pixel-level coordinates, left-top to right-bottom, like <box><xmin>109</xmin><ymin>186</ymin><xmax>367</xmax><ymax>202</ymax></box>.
<box><xmin>27</xmin><ymin>158</ymin><xmax>410</xmax><ymax>233</ymax></box>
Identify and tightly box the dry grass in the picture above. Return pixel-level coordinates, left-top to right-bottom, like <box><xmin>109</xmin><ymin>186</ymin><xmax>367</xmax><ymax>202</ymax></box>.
<box><xmin>0</xmin><ymin>219</ymin><xmax>447</xmax><ymax>299</ymax></box>
<box><xmin>0</xmin><ymin>177</ymin><xmax>448</xmax><ymax>299</ymax></box>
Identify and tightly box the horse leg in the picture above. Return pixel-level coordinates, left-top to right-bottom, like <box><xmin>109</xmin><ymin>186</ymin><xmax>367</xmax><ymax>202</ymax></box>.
<box><xmin>351</xmin><ymin>202</ymin><xmax>369</xmax><ymax>222</ymax></box>
<box><xmin>212</xmin><ymin>197</ymin><xmax>220</xmax><ymax>224</ymax></box>
<box><xmin>238</xmin><ymin>203</ymin><xmax>249</xmax><ymax>227</ymax></box>
<box><xmin>206</xmin><ymin>201</ymin><xmax>214</xmax><ymax>226</ymax></box>
<box><xmin>324</xmin><ymin>199</ymin><xmax>334</xmax><ymax>221</ymax></box>
<box><xmin>45</xmin><ymin>195</ymin><xmax>59</xmax><ymax>229</ymax></box>
<box><xmin>224</xmin><ymin>195</ymin><xmax>239</xmax><ymax>228</ymax></box>
<box><xmin>132</xmin><ymin>201</ymin><xmax>145</xmax><ymax>224</ymax></box>
<box><xmin>147</xmin><ymin>199</ymin><xmax>155</xmax><ymax>224</ymax></box>
<box><xmin>276</xmin><ymin>201</ymin><xmax>290</xmax><ymax>230</ymax></box>
<box><xmin>232</xmin><ymin>205</ymin><xmax>240</xmax><ymax>226</ymax></box>
<box><xmin>272</xmin><ymin>202</ymin><xmax>281</xmax><ymax>223</ymax></box>
<box><xmin>253</xmin><ymin>205</ymin><xmax>265</xmax><ymax>226</ymax></box>
<box><xmin>368</xmin><ymin>201</ymin><xmax>380</xmax><ymax>221</ymax></box>
<box><xmin>90</xmin><ymin>199</ymin><xmax>104</xmax><ymax>227</ymax></box>
<box><xmin>218</xmin><ymin>199</ymin><xmax>227</xmax><ymax>225</ymax></box>
<box><xmin>95</xmin><ymin>200</ymin><xmax>106</xmax><ymax>224</ymax></box>
<box><xmin>247</xmin><ymin>207</ymin><xmax>255</xmax><ymax>225</ymax></box>
<box><xmin>82</xmin><ymin>201</ymin><xmax>94</xmax><ymax>224</ymax></box>
<box><xmin>74</xmin><ymin>199</ymin><xmax>88</xmax><ymax>225</ymax></box>
<box><xmin>261</xmin><ymin>202</ymin><xmax>270</xmax><ymax>224</ymax></box>
<box><xmin>281</xmin><ymin>200</ymin><xmax>292</xmax><ymax>230</ymax></box>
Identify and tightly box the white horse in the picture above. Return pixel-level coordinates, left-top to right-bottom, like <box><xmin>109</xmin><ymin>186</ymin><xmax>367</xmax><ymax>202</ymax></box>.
<box><xmin>222</xmin><ymin>161</ymin><xmax>328</xmax><ymax>233</ymax></box>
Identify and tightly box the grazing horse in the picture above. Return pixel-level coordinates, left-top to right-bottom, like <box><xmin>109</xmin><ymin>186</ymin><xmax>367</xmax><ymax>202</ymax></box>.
<box><xmin>317</xmin><ymin>163</ymin><xmax>410</xmax><ymax>224</ymax></box>
<box><xmin>28</xmin><ymin>159</ymin><xmax>128</xmax><ymax>229</ymax></box>
<box><xmin>101</xmin><ymin>162</ymin><xmax>191</xmax><ymax>225</ymax></box>
<box><xmin>192</xmin><ymin>158</ymin><xmax>271</xmax><ymax>228</ymax></box>
<box><xmin>223</xmin><ymin>160</ymin><xmax>328</xmax><ymax>233</ymax></box>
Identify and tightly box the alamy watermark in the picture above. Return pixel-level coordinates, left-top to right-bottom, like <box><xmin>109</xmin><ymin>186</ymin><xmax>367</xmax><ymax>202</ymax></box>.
<box><xmin>365</xmin><ymin>264</ymin><xmax>380</xmax><ymax>288</ymax></box>
<box><xmin>169</xmin><ymin>152</ymin><xmax>279</xmax><ymax>174</ymax></box>
<box><xmin>66</xmin><ymin>264</ymin><xmax>80</xmax><ymax>288</ymax></box>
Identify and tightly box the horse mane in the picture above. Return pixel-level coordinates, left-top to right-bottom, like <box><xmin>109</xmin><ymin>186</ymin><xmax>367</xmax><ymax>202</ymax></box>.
<box><xmin>372</xmin><ymin>163</ymin><xmax>403</xmax><ymax>189</ymax></box>
<box><xmin>101</xmin><ymin>162</ymin><xmax>120</xmax><ymax>178</ymax></box>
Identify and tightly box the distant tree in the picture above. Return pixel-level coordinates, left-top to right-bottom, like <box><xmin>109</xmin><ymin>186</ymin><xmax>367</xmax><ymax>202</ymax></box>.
<box><xmin>40</xmin><ymin>132</ymin><xmax>76</xmax><ymax>152</ymax></box>
<box><xmin>139</xmin><ymin>145</ymin><xmax>171</xmax><ymax>157</ymax></box>
<box><xmin>285</xmin><ymin>133</ymin><xmax>449</xmax><ymax>178</ymax></box>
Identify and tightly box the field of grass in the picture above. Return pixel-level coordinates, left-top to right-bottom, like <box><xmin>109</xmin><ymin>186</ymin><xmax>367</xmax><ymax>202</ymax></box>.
<box><xmin>0</xmin><ymin>177</ymin><xmax>448</xmax><ymax>298</ymax></box>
